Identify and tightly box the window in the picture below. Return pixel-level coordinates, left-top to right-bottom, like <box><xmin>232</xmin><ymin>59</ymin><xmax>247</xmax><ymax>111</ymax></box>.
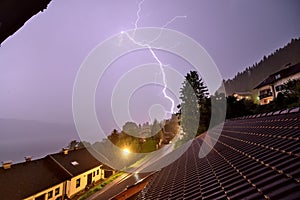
<box><xmin>275</xmin><ymin>74</ymin><xmax>281</xmax><ymax>79</ymax></box>
<box><xmin>48</xmin><ymin>191</ymin><xmax>53</xmax><ymax>199</ymax></box>
<box><xmin>259</xmin><ymin>88</ymin><xmax>272</xmax><ymax>99</ymax></box>
<box><xmin>275</xmin><ymin>84</ymin><xmax>285</xmax><ymax>92</ymax></box>
<box><xmin>71</xmin><ymin>161</ymin><xmax>79</xmax><ymax>166</ymax></box>
<box><xmin>55</xmin><ymin>188</ymin><xmax>59</xmax><ymax>196</ymax></box>
<box><xmin>97</xmin><ymin>170</ymin><xmax>99</xmax><ymax>175</ymax></box>
<box><xmin>76</xmin><ymin>178</ymin><xmax>81</xmax><ymax>188</ymax></box>
<box><xmin>93</xmin><ymin>171</ymin><xmax>95</xmax><ymax>177</ymax></box>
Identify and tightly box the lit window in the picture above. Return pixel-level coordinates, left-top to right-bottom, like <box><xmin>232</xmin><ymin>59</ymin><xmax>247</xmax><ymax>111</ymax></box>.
<box><xmin>275</xmin><ymin>74</ymin><xmax>281</xmax><ymax>79</ymax></box>
<box><xmin>48</xmin><ymin>191</ymin><xmax>53</xmax><ymax>199</ymax></box>
<box><xmin>76</xmin><ymin>178</ymin><xmax>80</xmax><ymax>188</ymax></box>
<box><xmin>55</xmin><ymin>188</ymin><xmax>59</xmax><ymax>195</ymax></box>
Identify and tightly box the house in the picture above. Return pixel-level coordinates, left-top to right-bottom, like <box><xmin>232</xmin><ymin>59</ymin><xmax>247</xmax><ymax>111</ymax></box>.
<box><xmin>0</xmin><ymin>157</ymin><xmax>70</xmax><ymax>200</ymax></box>
<box><xmin>254</xmin><ymin>63</ymin><xmax>300</xmax><ymax>105</ymax></box>
<box><xmin>232</xmin><ymin>91</ymin><xmax>252</xmax><ymax>101</ymax></box>
<box><xmin>0</xmin><ymin>147</ymin><xmax>114</xmax><ymax>200</ymax></box>
<box><xmin>47</xmin><ymin>148</ymin><xmax>111</xmax><ymax>199</ymax></box>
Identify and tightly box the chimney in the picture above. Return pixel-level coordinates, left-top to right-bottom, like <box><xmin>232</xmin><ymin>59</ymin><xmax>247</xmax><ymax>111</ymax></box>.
<box><xmin>62</xmin><ymin>148</ymin><xmax>69</xmax><ymax>155</ymax></box>
<box><xmin>2</xmin><ymin>161</ymin><xmax>13</xmax><ymax>169</ymax></box>
<box><xmin>25</xmin><ymin>156</ymin><xmax>32</xmax><ymax>162</ymax></box>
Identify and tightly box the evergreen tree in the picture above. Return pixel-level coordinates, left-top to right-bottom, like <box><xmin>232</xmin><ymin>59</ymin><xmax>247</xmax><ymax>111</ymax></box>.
<box><xmin>151</xmin><ymin>119</ymin><xmax>163</xmax><ymax>143</ymax></box>
<box><xmin>179</xmin><ymin>71</ymin><xmax>209</xmax><ymax>137</ymax></box>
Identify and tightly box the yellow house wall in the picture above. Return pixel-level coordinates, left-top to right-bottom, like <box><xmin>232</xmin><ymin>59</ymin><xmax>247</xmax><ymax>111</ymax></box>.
<box><xmin>23</xmin><ymin>165</ymin><xmax>107</xmax><ymax>200</ymax></box>
<box><xmin>23</xmin><ymin>182</ymin><xmax>64</xmax><ymax>200</ymax></box>
<box><xmin>67</xmin><ymin>165</ymin><xmax>104</xmax><ymax>198</ymax></box>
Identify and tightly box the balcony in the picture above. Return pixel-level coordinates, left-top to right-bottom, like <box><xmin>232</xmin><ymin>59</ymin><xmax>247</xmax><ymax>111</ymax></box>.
<box><xmin>259</xmin><ymin>92</ymin><xmax>273</xmax><ymax>99</ymax></box>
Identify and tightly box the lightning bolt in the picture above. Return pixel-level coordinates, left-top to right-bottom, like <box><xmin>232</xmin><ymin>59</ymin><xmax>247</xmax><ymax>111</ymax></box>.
<box><xmin>122</xmin><ymin>0</ymin><xmax>186</xmax><ymax>115</ymax></box>
<box><xmin>133</xmin><ymin>0</ymin><xmax>145</xmax><ymax>36</ymax></box>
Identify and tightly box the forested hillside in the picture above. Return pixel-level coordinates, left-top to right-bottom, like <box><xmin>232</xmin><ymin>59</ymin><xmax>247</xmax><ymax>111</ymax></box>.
<box><xmin>224</xmin><ymin>38</ymin><xmax>300</xmax><ymax>96</ymax></box>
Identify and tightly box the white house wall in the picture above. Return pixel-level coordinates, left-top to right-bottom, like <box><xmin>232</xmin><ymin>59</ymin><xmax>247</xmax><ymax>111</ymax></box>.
<box><xmin>258</xmin><ymin>85</ymin><xmax>273</xmax><ymax>105</ymax></box>
<box><xmin>274</xmin><ymin>72</ymin><xmax>300</xmax><ymax>97</ymax></box>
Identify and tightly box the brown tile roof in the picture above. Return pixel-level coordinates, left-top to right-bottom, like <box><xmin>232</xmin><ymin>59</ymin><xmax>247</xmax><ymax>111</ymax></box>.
<box><xmin>49</xmin><ymin>147</ymin><xmax>112</xmax><ymax>176</ymax></box>
<box><xmin>0</xmin><ymin>157</ymin><xmax>70</xmax><ymax>200</ymax></box>
<box><xmin>137</xmin><ymin>110</ymin><xmax>300</xmax><ymax>199</ymax></box>
<box><xmin>0</xmin><ymin>147</ymin><xmax>112</xmax><ymax>200</ymax></box>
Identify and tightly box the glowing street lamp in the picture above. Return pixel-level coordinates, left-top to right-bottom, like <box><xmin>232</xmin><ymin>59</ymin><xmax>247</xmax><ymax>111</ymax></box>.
<box><xmin>122</xmin><ymin>148</ymin><xmax>130</xmax><ymax>156</ymax></box>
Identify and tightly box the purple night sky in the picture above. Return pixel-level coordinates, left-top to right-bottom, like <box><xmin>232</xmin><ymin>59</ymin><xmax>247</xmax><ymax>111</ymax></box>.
<box><xmin>1</xmin><ymin>0</ymin><xmax>300</xmax><ymax>136</ymax></box>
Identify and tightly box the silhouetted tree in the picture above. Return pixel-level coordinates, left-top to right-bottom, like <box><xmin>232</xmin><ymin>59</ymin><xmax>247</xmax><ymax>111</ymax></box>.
<box><xmin>179</xmin><ymin>71</ymin><xmax>209</xmax><ymax>137</ymax></box>
<box><xmin>151</xmin><ymin>119</ymin><xmax>163</xmax><ymax>143</ymax></box>
<box><xmin>77</xmin><ymin>141</ymin><xmax>91</xmax><ymax>149</ymax></box>
<box><xmin>68</xmin><ymin>140</ymin><xmax>78</xmax><ymax>150</ymax></box>
<box><xmin>284</xmin><ymin>79</ymin><xmax>300</xmax><ymax>106</ymax></box>
<box><xmin>164</xmin><ymin>114</ymin><xmax>179</xmax><ymax>135</ymax></box>
<box><xmin>122</xmin><ymin>122</ymin><xmax>139</xmax><ymax>136</ymax></box>
<box><xmin>108</xmin><ymin>129</ymin><xmax>119</xmax><ymax>145</ymax></box>
<box><xmin>226</xmin><ymin>95</ymin><xmax>257</xmax><ymax>119</ymax></box>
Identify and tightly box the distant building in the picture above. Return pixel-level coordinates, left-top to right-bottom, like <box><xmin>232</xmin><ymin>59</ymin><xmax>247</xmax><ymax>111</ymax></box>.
<box><xmin>254</xmin><ymin>63</ymin><xmax>300</xmax><ymax>105</ymax></box>
<box><xmin>0</xmin><ymin>148</ymin><xmax>114</xmax><ymax>200</ymax></box>
<box><xmin>232</xmin><ymin>91</ymin><xmax>252</xmax><ymax>101</ymax></box>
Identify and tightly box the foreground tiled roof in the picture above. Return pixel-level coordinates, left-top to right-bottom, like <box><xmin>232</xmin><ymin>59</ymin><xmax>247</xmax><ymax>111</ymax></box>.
<box><xmin>138</xmin><ymin>109</ymin><xmax>300</xmax><ymax>199</ymax></box>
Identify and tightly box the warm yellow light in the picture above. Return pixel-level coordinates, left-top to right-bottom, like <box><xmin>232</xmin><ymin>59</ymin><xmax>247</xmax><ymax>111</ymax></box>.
<box><xmin>122</xmin><ymin>148</ymin><xmax>130</xmax><ymax>156</ymax></box>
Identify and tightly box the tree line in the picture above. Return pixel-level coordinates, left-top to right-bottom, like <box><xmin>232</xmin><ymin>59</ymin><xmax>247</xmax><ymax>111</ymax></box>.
<box><xmin>70</xmin><ymin>71</ymin><xmax>300</xmax><ymax>152</ymax></box>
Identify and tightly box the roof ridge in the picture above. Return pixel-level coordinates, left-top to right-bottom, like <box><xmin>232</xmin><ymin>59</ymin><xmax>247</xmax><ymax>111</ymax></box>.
<box><xmin>48</xmin><ymin>155</ymin><xmax>73</xmax><ymax>177</ymax></box>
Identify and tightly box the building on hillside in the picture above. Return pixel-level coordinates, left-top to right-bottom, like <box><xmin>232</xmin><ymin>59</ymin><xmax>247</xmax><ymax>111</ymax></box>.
<box><xmin>0</xmin><ymin>148</ymin><xmax>114</xmax><ymax>200</ymax></box>
<box><xmin>254</xmin><ymin>63</ymin><xmax>300</xmax><ymax>105</ymax></box>
<box><xmin>232</xmin><ymin>91</ymin><xmax>252</xmax><ymax>101</ymax></box>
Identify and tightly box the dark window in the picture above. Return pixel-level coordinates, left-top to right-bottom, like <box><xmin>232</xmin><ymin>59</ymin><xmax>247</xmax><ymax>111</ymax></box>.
<box><xmin>259</xmin><ymin>88</ymin><xmax>272</xmax><ymax>99</ymax></box>
<box><xmin>35</xmin><ymin>194</ymin><xmax>46</xmax><ymax>200</ymax></box>
<box><xmin>97</xmin><ymin>170</ymin><xmax>99</xmax><ymax>175</ymax></box>
<box><xmin>275</xmin><ymin>84</ymin><xmax>285</xmax><ymax>92</ymax></box>
<box><xmin>104</xmin><ymin>170</ymin><xmax>113</xmax><ymax>178</ymax></box>
<box><xmin>93</xmin><ymin>171</ymin><xmax>95</xmax><ymax>177</ymax></box>
<box><xmin>76</xmin><ymin>178</ymin><xmax>81</xmax><ymax>188</ymax></box>
<box><xmin>48</xmin><ymin>191</ymin><xmax>53</xmax><ymax>199</ymax></box>
<box><xmin>55</xmin><ymin>188</ymin><xmax>59</xmax><ymax>195</ymax></box>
